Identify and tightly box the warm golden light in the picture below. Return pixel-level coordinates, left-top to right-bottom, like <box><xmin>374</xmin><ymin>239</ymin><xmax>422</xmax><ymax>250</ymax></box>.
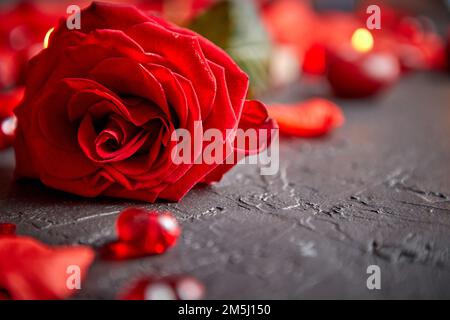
<box><xmin>43</xmin><ymin>27</ymin><xmax>55</xmax><ymax>49</ymax></box>
<box><xmin>351</xmin><ymin>28</ymin><xmax>374</xmax><ymax>53</ymax></box>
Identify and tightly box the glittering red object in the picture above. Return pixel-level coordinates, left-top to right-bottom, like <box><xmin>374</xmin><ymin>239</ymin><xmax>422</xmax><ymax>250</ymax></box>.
<box><xmin>117</xmin><ymin>207</ymin><xmax>151</xmax><ymax>243</ymax></box>
<box><xmin>121</xmin><ymin>276</ymin><xmax>205</xmax><ymax>300</ymax></box>
<box><xmin>117</xmin><ymin>208</ymin><xmax>181</xmax><ymax>253</ymax></box>
<box><xmin>101</xmin><ymin>208</ymin><xmax>181</xmax><ymax>260</ymax></box>
<box><xmin>0</xmin><ymin>223</ymin><xmax>16</xmax><ymax>236</ymax></box>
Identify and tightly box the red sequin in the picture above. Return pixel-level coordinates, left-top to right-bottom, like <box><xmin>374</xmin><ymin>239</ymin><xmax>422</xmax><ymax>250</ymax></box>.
<box><xmin>121</xmin><ymin>276</ymin><xmax>205</xmax><ymax>300</ymax></box>
<box><xmin>101</xmin><ymin>208</ymin><xmax>181</xmax><ymax>260</ymax></box>
<box><xmin>0</xmin><ymin>223</ymin><xmax>16</xmax><ymax>236</ymax></box>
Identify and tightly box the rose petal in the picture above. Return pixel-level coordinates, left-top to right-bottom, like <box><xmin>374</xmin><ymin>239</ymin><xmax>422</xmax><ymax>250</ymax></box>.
<box><xmin>149</xmin><ymin>15</ymin><xmax>249</xmax><ymax>118</ymax></box>
<box><xmin>126</xmin><ymin>21</ymin><xmax>216</xmax><ymax>118</ymax></box>
<box><xmin>267</xmin><ymin>98</ymin><xmax>344</xmax><ymax>137</ymax></box>
<box><xmin>201</xmin><ymin>100</ymin><xmax>277</xmax><ymax>184</ymax></box>
<box><xmin>0</xmin><ymin>236</ymin><xmax>94</xmax><ymax>300</ymax></box>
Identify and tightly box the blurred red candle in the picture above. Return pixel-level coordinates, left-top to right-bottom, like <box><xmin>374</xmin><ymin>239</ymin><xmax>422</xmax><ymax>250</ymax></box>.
<box><xmin>327</xmin><ymin>28</ymin><xmax>400</xmax><ymax>98</ymax></box>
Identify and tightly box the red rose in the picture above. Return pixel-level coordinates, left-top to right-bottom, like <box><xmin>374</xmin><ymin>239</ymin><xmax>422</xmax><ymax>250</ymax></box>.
<box><xmin>14</xmin><ymin>2</ymin><xmax>275</xmax><ymax>202</ymax></box>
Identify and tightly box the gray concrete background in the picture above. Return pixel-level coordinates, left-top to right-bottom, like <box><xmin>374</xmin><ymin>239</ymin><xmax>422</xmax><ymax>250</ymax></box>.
<box><xmin>1</xmin><ymin>73</ymin><xmax>449</xmax><ymax>299</ymax></box>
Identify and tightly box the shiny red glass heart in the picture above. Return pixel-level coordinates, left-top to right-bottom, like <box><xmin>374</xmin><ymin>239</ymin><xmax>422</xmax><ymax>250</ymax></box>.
<box><xmin>101</xmin><ymin>208</ymin><xmax>181</xmax><ymax>260</ymax></box>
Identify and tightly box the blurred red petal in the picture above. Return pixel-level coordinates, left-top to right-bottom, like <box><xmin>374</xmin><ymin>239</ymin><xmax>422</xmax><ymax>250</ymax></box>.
<box><xmin>0</xmin><ymin>87</ymin><xmax>23</xmax><ymax>118</ymax></box>
<box><xmin>262</xmin><ymin>0</ymin><xmax>316</xmax><ymax>46</ymax></box>
<box><xmin>0</xmin><ymin>88</ymin><xmax>22</xmax><ymax>150</ymax></box>
<box><xmin>268</xmin><ymin>99</ymin><xmax>344</xmax><ymax>137</ymax></box>
<box><xmin>0</xmin><ymin>49</ymin><xmax>19</xmax><ymax>90</ymax></box>
<box><xmin>0</xmin><ymin>236</ymin><xmax>95</xmax><ymax>300</ymax></box>
<box><xmin>0</xmin><ymin>2</ymin><xmax>59</xmax><ymax>88</ymax></box>
<box><xmin>136</xmin><ymin>0</ymin><xmax>215</xmax><ymax>23</ymax></box>
<box><xmin>302</xmin><ymin>43</ymin><xmax>327</xmax><ymax>75</ymax></box>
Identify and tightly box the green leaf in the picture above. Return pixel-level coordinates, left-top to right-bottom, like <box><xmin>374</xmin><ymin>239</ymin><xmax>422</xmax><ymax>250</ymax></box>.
<box><xmin>188</xmin><ymin>0</ymin><xmax>272</xmax><ymax>97</ymax></box>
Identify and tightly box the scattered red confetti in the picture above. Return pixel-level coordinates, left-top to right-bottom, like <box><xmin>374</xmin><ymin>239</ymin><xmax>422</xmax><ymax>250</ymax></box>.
<box><xmin>121</xmin><ymin>275</ymin><xmax>205</xmax><ymax>300</ymax></box>
<box><xmin>268</xmin><ymin>99</ymin><xmax>344</xmax><ymax>137</ymax></box>
<box><xmin>0</xmin><ymin>223</ymin><xmax>16</xmax><ymax>236</ymax></box>
<box><xmin>101</xmin><ymin>208</ymin><xmax>181</xmax><ymax>260</ymax></box>
<box><xmin>0</xmin><ymin>236</ymin><xmax>95</xmax><ymax>300</ymax></box>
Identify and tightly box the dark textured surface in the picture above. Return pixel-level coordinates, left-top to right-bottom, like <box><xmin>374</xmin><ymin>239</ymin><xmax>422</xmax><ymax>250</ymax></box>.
<box><xmin>1</xmin><ymin>73</ymin><xmax>450</xmax><ymax>299</ymax></box>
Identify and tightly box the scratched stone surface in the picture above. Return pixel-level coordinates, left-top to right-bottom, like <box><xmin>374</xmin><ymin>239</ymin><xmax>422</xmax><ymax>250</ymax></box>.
<box><xmin>0</xmin><ymin>73</ymin><xmax>449</xmax><ymax>299</ymax></box>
